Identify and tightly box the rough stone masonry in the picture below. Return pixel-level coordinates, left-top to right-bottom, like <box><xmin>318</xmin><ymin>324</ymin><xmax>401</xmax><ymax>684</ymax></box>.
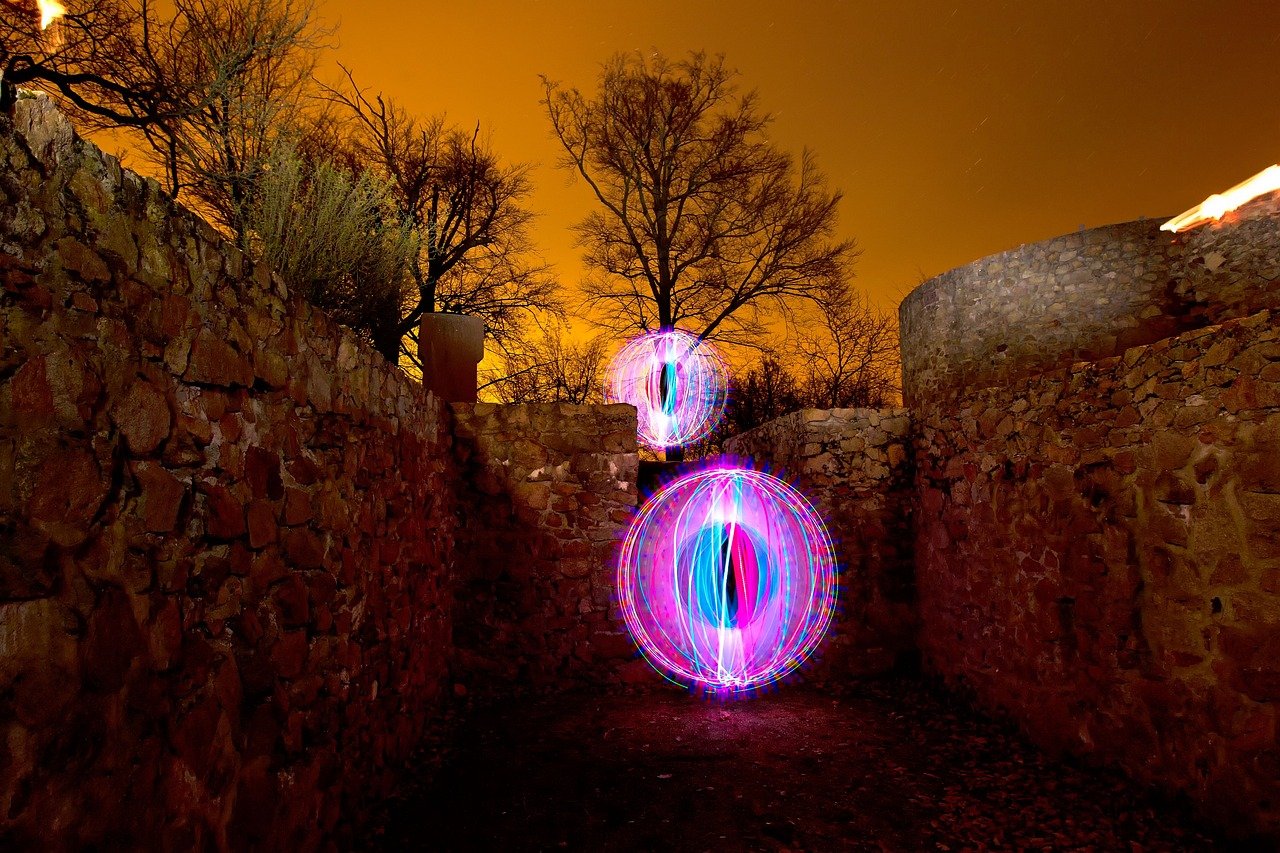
<box><xmin>724</xmin><ymin>407</ymin><xmax>916</xmax><ymax>680</ymax></box>
<box><xmin>0</xmin><ymin>89</ymin><xmax>460</xmax><ymax>848</ymax></box>
<box><xmin>738</xmin><ymin>197</ymin><xmax>1280</xmax><ymax>840</ymax></box>
<box><xmin>4</xmin><ymin>87</ymin><xmax>1280</xmax><ymax>848</ymax></box>
<box><xmin>0</xmin><ymin>91</ymin><xmax>639</xmax><ymax>849</ymax></box>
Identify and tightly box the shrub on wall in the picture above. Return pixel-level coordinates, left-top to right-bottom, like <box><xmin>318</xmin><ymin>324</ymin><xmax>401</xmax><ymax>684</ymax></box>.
<box><xmin>250</xmin><ymin>145</ymin><xmax>416</xmax><ymax>349</ymax></box>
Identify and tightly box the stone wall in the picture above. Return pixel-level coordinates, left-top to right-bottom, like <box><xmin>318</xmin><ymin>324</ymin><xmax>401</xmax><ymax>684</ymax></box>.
<box><xmin>900</xmin><ymin>219</ymin><xmax>1179</xmax><ymax>407</ymax></box>
<box><xmin>7</xmin><ymin>77</ymin><xmax>1280</xmax><ymax>847</ymax></box>
<box><xmin>900</xmin><ymin>195</ymin><xmax>1280</xmax><ymax>407</ymax></box>
<box><xmin>0</xmin><ymin>93</ymin><xmax>455</xmax><ymax>848</ymax></box>
<box><xmin>724</xmin><ymin>408</ymin><xmax>916</xmax><ymax>678</ymax></box>
<box><xmin>451</xmin><ymin>402</ymin><xmax>641</xmax><ymax>692</ymax></box>
<box><xmin>913</xmin><ymin>309</ymin><xmax>1280</xmax><ymax>839</ymax></box>
<box><xmin>1176</xmin><ymin>192</ymin><xmax>1280</xmax><ymax>328</ymax></box>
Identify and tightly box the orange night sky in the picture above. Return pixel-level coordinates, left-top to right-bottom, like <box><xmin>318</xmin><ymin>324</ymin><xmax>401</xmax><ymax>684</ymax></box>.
<box><xmin>315</xmin><ymin>2</ymin><xmax>1279</xmax><ymax>312</ymax></box>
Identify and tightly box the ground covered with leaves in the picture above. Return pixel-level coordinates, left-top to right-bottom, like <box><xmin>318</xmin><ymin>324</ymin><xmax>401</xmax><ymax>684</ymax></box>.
<box><xmin>374</xmin><ymin>677</ymin><xmax>1229</xmax><ymax>851</ymax></box>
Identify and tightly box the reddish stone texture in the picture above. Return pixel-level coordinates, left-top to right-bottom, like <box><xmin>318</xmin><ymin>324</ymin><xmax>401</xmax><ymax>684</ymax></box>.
<box><xmin>56</xmin><ymin>237</ymin><xmax>111</xmax><ymax>283</ymax></box>
<box><xmin>112</xmin><ymin>379</ymin><xmax>172</xmax><ymax>455</ymax></box>
<box><xmin>6</xmin><ymin>356</ymin><xmax>55</xmax><ymax>424</ymax></box>
<box><xmin>245</xmin><ymin>500</ymin><xmax>278</xmax><ymax>549</ymax></box>
<box><xmin>133</xmin><ymin>461</ymin><xmax>187</xmax><ymax>533</ymax></box>
<box><xmin>724</xmin><ymin>408</ymin><xmax>917</xmax><ymax>679</ymax></box>
<box><xmin>450</xmin><ymin>402</ymin><xmax>641</xmax><ymax>693</ymax></box>
<box><xmin>26</xmin><ymin>450</ymin><xmax>108</xmax><ymax>547</ymax></box>
<box><xmin>912</xmin><ymin>310</ymin><xmax>1280</xmax><ymax>841</ymax></box>
<box><xmin>201</xmin><ymin>483</ymin><xmax>246</xmax><ymax>540</ymax></box>
<box><xmin>184</xmin><ymin>329</ymin><xmax>254</xmax><ymax>388</ymax></box>
<box><xmin>0</xmin><ymin>93</ymin><xmax>455</xmax><ymax>850</ymax></box>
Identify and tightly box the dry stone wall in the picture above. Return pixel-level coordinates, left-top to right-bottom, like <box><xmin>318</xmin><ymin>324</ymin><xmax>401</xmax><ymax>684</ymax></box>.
<box><xmin>913</xmin><ymin>309</ymin><xmax>1280</xmax><ymax>839</ymax></box>
<box><xmin>733</xmin><ymin>188</ymin><xmax>1280</xmax><ymax>840</ymax></box>
<box><xmin>724</xmin><ymin>408</ymin><xmax>916</xmax><ymax>677</ymax></box>
<box><xmin>1176</xmin><ymin>192</ymin><xmax>1280</xmax><ymax>327</ymax></box>
<box><xmin>900</xmin><ymin>219</ymin><xmax>1180</xmax><ymax>406</ymax></box>
<box><xmin>6</xmin><ymin>79</ymin><xmax>1280</xmax><ymax>848</ymax></box>
<box><xmin>451</xmin><ymin>402</ymin><xmax>641</xmax><ymax>692</ymax></box>
<box><xmin>901</xmin><ymin>196</ymin><xmax>1280</xmax><ymax>408</ymax></box>
<box><xmin>0</xmin><ymin>93</ymin><xmax>456</xmax><ymax>848</ymax></box>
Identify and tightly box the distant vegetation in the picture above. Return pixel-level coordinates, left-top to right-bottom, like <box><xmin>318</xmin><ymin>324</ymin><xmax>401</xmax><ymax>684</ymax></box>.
<box><xmin>3</xmin><ymin>5</ymin><xmax>898</xmax><ymax>451</ymax></box>
<box><xmin>1</xmin><ymin>0</ymin><xmax>559</xmax><ymax>370</ymax></box>
<box><xmin>541</xmin><ymin>49</ymin><xmax>898</xmax><ymax>454</ymax></box>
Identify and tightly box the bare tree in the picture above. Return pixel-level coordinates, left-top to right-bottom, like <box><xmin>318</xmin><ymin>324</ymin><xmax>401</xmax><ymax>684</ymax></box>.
<box><xmin>1</xmin><ymin>0</ymin><xmax>246</xmax><ymax>125</ymax></box>
<box><xmin>687</xmin><ymin>354</ymin><xmax>803</xmax><ymax>457</ymax></box>
<box><xmin>728</xmin><ymin>355</ymin><xmax>806</xmax><ymax>434</ymax></box>
<box><xmin>797</xmin><ymin>287</ymin><xmax>900</xmax><ymax>409</ymax></box>
<box><xmin>140</xmin><ymin>0</ymin><xmax>326</xmax><ymax>245</ymax></box>
<box><xmin>542</xmin><ymin>50</ymin><xmax>857</xmax><ymax>348</ymax></box>
<box><xmin>689</xmin><ymin>292</ymin><xmax>901</xmax><ymax>457</ymax></box>
<box><xmin>322</xmin><ymin>67</ymin><xmax>562</xmax><ymax>363</ymax></box>
<box><xmin>1</xmin><ymin>0</ymin><xmax>327</xmax><ymax>248</ymax></box>
<box><xmin>483</xmin><ymin>325</ymin><xmax>607</xmax><ymax>404</ymax></box>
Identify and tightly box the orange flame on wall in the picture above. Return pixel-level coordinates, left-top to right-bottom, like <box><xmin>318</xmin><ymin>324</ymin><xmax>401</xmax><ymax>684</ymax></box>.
<box><xmin>1162</xmin><ymin>165</ymin><xmax>1280</xmax><ymax>233</ymax></box>
<box><xmin>37</xmin><ymin>0</ymin><xmax>67</xmax><ymax>30</ymax></box>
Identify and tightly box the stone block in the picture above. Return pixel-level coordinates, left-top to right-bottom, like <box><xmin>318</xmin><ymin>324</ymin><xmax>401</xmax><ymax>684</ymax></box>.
<box><xmin>56</xmin><ymin>237</ymin><xmax>110</xmax><ymax>283</ymax></box>
<box><xmin>245</xmin><ymin>447</ymin><xmax>284</xmax><ymax>500</ymax></box>
<box><xmin>246</xmin><ymin>501</ymin><xmax>278</xmax><ymax>549</ymax></box>
<box><xmin>114</xmin><ymin>379</ymin><xmax>172</xmax><ymax>455</ymax></box>
<box><xmin>133</xmin><ymin>462</ymin><xmax>187</xmax><ymax>533</ymax></box>
<box><xmin>185</xmin><ymin>329</ymin><xmax>253</xmax><ymax>388</ymax></box>
<box><xmin>283</xmin><ymin>528</ymin><xmax>326</xmax><ymax>570</ymax></box>
<box><xmin>200</xmin><ymin>483</ymin><xmax>245</xmax><ymax>540</ymax></box>
<box><xmin>282</xmin><ymin>488</ymin><xmax>313</xmax><ymax>526</ymax></box>
<box><xmin>27</xmin><ymin>450</ymin><xmax>108</xmax><ymax>548</ymax></box>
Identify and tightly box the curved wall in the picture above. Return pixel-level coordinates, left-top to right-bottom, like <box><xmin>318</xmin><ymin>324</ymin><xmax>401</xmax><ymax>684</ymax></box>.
<box><xmin>1176</xmin><ymin>191</ymin><xmax>1280</xmax><ymax>326</ymax></box>
<box><xmin>900</xmin><ymin>188</ymin><xmax>1280</xmax><ymax>840</ymax></box>
<box><xmin>900</xmin><ymin>194</ymin><xmax>1280</xmax><ymax>406</ymax></box>
<box><xmin>900</xmin><ymin>219</ymin><xmax>1181</xmax><ymax>407</ymax></box>
<box><xmin>912</xmin><ymin>309</ymin><xmax>1280</xmax><ymax>838</ymax></box>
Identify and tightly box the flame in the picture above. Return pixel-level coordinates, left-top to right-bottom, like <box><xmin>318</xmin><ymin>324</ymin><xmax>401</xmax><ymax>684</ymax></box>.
<box><xmin>37</xmin><ymin>0</ymin><xmax>67</xmax><ymax>30</ymax></box>
<box><xmin>1162</xmin><ymin>165</ymin><xmax>1280</xmax><ymax>233</ymax></box>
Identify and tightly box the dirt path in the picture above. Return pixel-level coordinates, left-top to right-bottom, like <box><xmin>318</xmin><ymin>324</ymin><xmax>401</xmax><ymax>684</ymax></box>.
<box><xmin>374</xmin><ymin>677</ymin><xmax>1225</xmax><ymax>851</ymax></box>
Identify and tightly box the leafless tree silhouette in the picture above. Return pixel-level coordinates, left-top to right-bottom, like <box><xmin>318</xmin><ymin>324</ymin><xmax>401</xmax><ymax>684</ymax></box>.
<box><xmin>688</xmin><ymin>294</ymin><xmax>901</xmax><ymax>457</ymax></box>
<box><xmin>543</xmin><ymin>50</ymin><xmax>857</xmax><ymax>349</ymax></box>
<box><xmin>2</xmin><ymin>0</ymin><xmax>326</xmax><ymax>246</ymax></box>
<box><xmin>322</xmin><ymin>66</ymin><xmax>562</xmax><ymax>362</ymax></box>
<box><xmin>3</xmin><ymin>0</ymin><xmax>203</xmax><ymax>120</ymax></box>
<box><xmin>797</xmin><ymin>287</ymin><xmax>900</xmax><ymax>409</ymax></box>
<box><xmin>483</xmin><ymin>325</ymin><xmax>607</xmax><ymax>404</ymax></box>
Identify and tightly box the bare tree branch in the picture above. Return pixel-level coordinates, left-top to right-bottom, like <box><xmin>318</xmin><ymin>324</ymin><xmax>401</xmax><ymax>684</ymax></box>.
<box><xmin>318</xmin><ymin>68</ymin><xmax>562</xmax><ymax>363</ymax></box>
<box><xmin>482</xmin><ymin>325</ymin><xmax>607</xmax><ymax>404</ymax></box>
<box><xmin>1</xmin><ymin>0</ymin><xmax>328</xmax><ymax>247</ymax></box>
<box><xmin>542</xmin><ymin>50</ymin><xmax>857</xmax><ymax>347</ymax></box>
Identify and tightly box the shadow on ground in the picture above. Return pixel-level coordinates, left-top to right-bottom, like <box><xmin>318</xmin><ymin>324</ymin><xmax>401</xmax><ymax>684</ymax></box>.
<box><xmin>372</xmin><ymin>676</ymin><xmax>1225</xmax><ymax>851</ymax></box>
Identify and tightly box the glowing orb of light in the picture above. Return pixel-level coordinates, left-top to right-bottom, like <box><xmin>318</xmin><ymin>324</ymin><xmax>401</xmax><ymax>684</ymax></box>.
<box><xmin>617</xmin><ymin>466</ymin><xmax>838</xmax><ymax>693</ymax></box>
<box><xmin>604</xmin><ymin>329</ymin><xmax>727</xmax><ymax>449</ymax></box>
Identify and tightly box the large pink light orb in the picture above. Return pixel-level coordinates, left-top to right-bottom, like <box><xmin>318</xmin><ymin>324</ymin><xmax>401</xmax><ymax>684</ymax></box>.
<box><xmin>616</xmin><ymin>466</ymin><xmax>838</xmax><ymax>693</ymax></box>
<box><xmin>604</xmin><ymin>329</ymin><xmax>728</xmax><ymax>449</ymax></box>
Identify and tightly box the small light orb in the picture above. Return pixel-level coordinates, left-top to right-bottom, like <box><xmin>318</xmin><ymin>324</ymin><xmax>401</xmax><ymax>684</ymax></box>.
<box><xmin>605</xmin><ymin>329</ymin><xmax>727</xmax><ymax>450</ymax></box>
<box><xmin>616</xmin><ymin>466</ymin><xmax>838</xmax><ymax>693</ymax></box>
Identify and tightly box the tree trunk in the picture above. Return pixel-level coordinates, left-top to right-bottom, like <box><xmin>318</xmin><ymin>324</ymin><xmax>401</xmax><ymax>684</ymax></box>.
<box><xmin>373</xmin><ymin>323</ymin><xmax>402</xmax><ymax>363</ymax></box>
<box><xmin>665</xmin><ymin>445</ymin><xmax>685</xmax><ymax>462</ymax></box>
